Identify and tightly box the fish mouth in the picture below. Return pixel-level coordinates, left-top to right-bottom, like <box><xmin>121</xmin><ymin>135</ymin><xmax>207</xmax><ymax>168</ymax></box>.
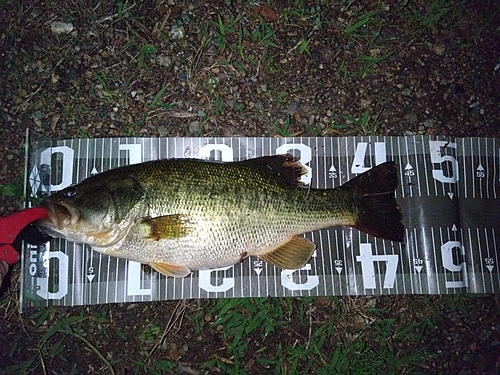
<box><xmin>38</xmin><ymin>200</ymin><xmax>80</xmax><ymax>231</ymax></box>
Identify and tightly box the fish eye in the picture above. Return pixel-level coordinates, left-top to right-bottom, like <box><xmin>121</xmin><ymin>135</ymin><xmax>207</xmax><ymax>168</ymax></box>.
<box><xmin>64</xmin><ymin>187</ymin><xmax>77</xmax><ymax>198</ymax></box>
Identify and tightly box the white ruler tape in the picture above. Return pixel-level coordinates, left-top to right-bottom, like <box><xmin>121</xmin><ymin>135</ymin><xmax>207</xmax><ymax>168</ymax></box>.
<box><xmin>20</xmin><ymin>132</ymin><xmax>499</xmax><ymax>310</ymax></box>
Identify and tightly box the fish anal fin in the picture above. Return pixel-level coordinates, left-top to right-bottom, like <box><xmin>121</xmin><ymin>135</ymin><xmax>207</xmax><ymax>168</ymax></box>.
<box><xmin>260</xmin><ymin>236</ymin><xmax>316</xmax><ymax>270</ymax></box>
<box><xmin>149</xmin><ymin>262</ymin><xmax>191</xmax><ymax>277</ymax></box>
<box><xmin>240</xmin><ymin>154</ymin><xmax>307</xmax><ymax>187</ymax></box>
<box><xmin>141</xmin><ymin>214</ymin><xmax>193</xmax><ymax>240</ymax></box>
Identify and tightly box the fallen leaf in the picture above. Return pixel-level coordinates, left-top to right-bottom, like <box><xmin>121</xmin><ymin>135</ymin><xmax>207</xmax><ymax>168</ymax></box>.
<box><xmin>167</xmin><ymin>342</ymin><xmax>179</xmax><ymax>361</ymax></box>
<box><xmin>219</xmin><ymin>356</ymin><xmax>234</xmax><ymax>364</ymax></box>
<box><xmin>250</xmin><ymin>5</ymin><xmax>277</xmax><ymax>23</ymax></box>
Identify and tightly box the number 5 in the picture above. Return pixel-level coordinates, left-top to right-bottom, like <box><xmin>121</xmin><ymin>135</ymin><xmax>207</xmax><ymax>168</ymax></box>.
<box><xmin>429</xmin><ymin>140</ymin><xmax>459</xmax><ymax>183</ymax></box>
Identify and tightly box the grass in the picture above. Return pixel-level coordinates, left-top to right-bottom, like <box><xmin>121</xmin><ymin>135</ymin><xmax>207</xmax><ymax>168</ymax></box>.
<box><xmin>1</xmin><ymin>289</ymin><xmax>440</xmax><ymax>374</ymax></box>
<box><xmin>137</xmin><ymin>44</ymin><xmax>158</xmax><ymax>68</ymax></box>
<box><xmin>210</xmin><ymin>12</ymin><xmax>245</xmax><ymax>54</ymax></box>
<box><xmin>197</xmin><ymin>7</ymin><xmax>282</xmax><ymax>80</ymax></box>
<box><xmin>272</xmin><ymin>115</ymin><xmax>293</xmax><ymax>137</ymax></box>
<box><xmin>190</xmin><ymin>297</ymin><xmax>431</xmax><ymax>374</ymax></box>
<box><xmin>245</xmin><ymin>17</ymin><xmax>280</xmax><ymax>49</ymax></box>
<box><xmin>0</xmin><ymin>181</ymin><xmax>23</xmax><ymax>199</ymax></box>
<box><xmin>119</xmin><ymin>83</ymin><xmax>177</xmax><ymax>136</ymax></box>
<box><xmin>323</xmin><ymin>109</ymin><xmax>384</xmax><ymax>135</ymax></box>
<box><xmin>0</xmin><ymin>174</ymin><xmax>27</xmax><ymax>207</ymax></box>
<box><xmin>418</xmin><ymin>0</ymin><xmax>453</xmax><ymax>32</ymax></box>
<box><xmin>6</xmin><ymin>307</ymin><xmax>118</xmax><ymax>375</ymax></box>
<box><xmin>341</xmin><ymin>109</ymin><xmax>385</xmax><ymax>135</ymax></box>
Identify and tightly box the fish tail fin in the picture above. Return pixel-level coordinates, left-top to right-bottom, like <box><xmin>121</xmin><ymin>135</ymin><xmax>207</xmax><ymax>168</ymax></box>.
<box><xmin>340</xmin><ymin>161</ymin><xmax>404</xmax><ymax>242</ymax></box>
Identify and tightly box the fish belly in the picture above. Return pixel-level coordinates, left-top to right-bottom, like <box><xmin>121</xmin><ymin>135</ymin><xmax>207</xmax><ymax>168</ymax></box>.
<box><xmin>106</xmin><ymin>212</ymin><xmax>310</xmax><ymax>271</ymax></box>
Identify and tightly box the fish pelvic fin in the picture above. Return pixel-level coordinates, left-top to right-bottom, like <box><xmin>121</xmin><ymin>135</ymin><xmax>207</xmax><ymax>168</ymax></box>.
<box><xmin>260</xmin><ymin>236</ymin><xmax>316</xmax><ymax>269</ymax></box>
<box><xmin>239</xmin><ymin>154</ymin><xmax>307</xmax><ymax>187</ymax></box>
<box><xmin>149</xmin><ymin>262</ymin><xmax>191</xmax><ymax>277</ymax></box>
<box><xmin>340</xmin><ymin>161</ymin><xmax>404</xmax><ymax>242</ymax></box>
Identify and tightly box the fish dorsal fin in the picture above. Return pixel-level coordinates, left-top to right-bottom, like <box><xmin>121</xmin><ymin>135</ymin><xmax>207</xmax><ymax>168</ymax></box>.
<box><xmin>260</xmin><ymin>236</ymin><xmax>316</xmax><ymax>270</ymax></box>
<box><xmin>149</xmin><ymin>262</ymin><xmax>191</xmax><ymax>277</ymax></box>
<box><xmin>239</xmin><ymin>154</ymin><xmax>307</xmax><ymax>187</ymax></box>
<box><xmin>140</xmin><ymin>214</ymin><xmax>193</xmax><ymax>240</ymax></box>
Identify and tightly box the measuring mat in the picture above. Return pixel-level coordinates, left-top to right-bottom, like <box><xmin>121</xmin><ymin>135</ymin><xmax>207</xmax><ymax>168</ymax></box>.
<box><xmin>20</xmin><ymin>131</ymin><xmax>500</xmax><ymax>310</ymax></box>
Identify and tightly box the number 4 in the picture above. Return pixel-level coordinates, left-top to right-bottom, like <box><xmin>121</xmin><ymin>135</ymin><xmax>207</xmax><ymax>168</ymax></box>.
<box><xmin>352</xmin><ymin>142</ymin><xmax>386</xmax><ymax>174</ymax></box>
<box><xmin>356</xmin><ymin>244</ymin><xmax>399</xmax><ymax>289</ymax></box>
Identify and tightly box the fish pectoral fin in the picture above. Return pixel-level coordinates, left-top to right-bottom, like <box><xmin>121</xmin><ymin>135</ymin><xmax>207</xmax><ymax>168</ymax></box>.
<box><xmin>141</xmin><ymin>214</ymin><xmax>193</xmax><ymax>240</ymax></box>
<box><xmin>260</xmin><ymin>236</ymin><xmax>316</xmax><ymax>270</ymax></box>
<box><xmin>149</xmin><ymin>262</ymin><xmax>191</xmax><ymax>277</ymax></box>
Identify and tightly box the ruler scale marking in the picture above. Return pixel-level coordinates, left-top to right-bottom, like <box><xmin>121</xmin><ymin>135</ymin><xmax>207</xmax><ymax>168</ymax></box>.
<box><xmin>493</xmin><ymin>229</ymin><xmax>499</xmax><ymax>291</ymax></box>
<box><xmin>469</xmin><ymin>138</ymin><xmax>474</xmax><ymax>199</ymax></box>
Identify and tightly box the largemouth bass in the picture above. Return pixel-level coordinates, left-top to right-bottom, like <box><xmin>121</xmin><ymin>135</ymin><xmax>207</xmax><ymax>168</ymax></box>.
<box><xmin>37</xmin><ymin>154</ymin><xmax>404</xmax><ymax>277</ymax></box>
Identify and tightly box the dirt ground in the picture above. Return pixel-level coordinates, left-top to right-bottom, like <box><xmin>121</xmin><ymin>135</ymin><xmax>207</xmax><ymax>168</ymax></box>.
<box><xmin>1</xmin><ymin>1</ymin><xmax>500</xmax><ymax>374</ymax></box>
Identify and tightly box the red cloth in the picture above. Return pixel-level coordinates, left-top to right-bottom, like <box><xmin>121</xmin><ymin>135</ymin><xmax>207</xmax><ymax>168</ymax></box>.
<box><xmin>0</xmin><ymin>207</ymin><xmax>48</xmax><ymax>265</ymax></box>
